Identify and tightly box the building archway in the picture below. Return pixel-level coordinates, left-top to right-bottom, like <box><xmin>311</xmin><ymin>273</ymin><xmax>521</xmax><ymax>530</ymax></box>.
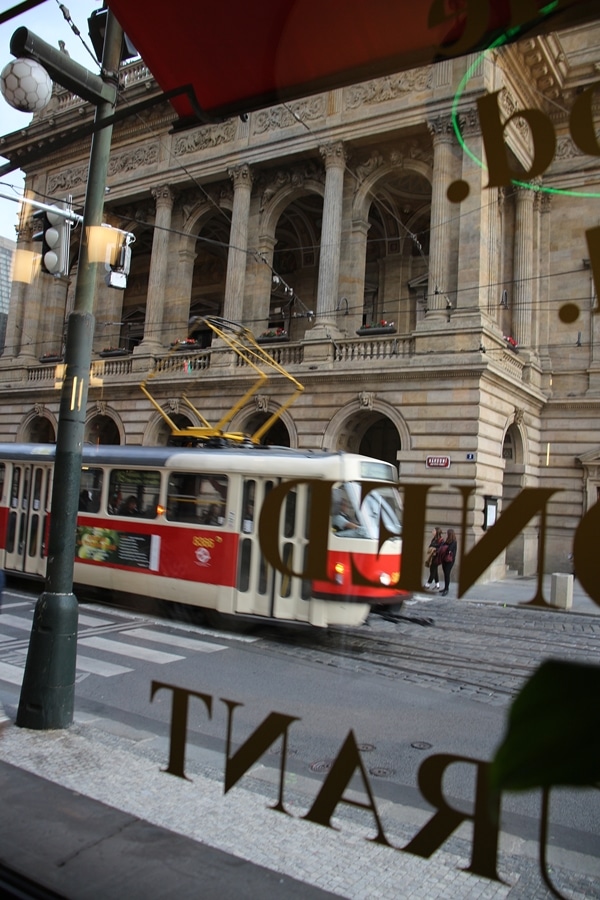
<box><xmin>85</xmin><ymin>414</ymin><xmax>122</xmax><ymax>445</ymax></box>
<box><xmin>246</xmin><ymin>413</ymin><xmax>291</xmax><ymax>447</ymax></box>
<box><xmin>20</xmin><ymin>413</ymin><xmax>56</xmax><ymax>443</ymax></box>
<box><xmin>144</xmin><ymin>411</ymin><xmax>197</xmax><ymax>445</ymax></box>
<box><xmin>501</xmin><ymin>418</ymin><xmax>536</xmax><ymax>574</ymax></box>
<box><xmin>323</xmin><ymin>399</ymin><xmax>408</xmax><ymax>470</ymax></box>
<box><xmin>359</xmin><ymin>418</ymin><xmax>401</xmax><ymax>467</ymax></box>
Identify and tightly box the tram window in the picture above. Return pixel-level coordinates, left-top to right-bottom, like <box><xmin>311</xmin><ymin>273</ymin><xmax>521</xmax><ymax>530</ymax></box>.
<box><xmin>301</xmin><ymin>545</ymin><xmax>311</xmax><ymax>600</ymax></box>
<box><xmin>28</xmin><ymin>515</ymin><xmax>39</xmax><ymax>557</ymax></box>
<box><xmin>238</xmin><ymin>538</ymin><xmax>251</xmax><ymax>592</ymax></box>
<box><xmin>79</xmin><ymin>467</ymin><xmax>102</xmax><ymax>513</ymax></box>
<box><xmin>11</xmin><ymin>469</ymin><xmax>20</xmax><ymax>508</ymax></box>
<box><xmin>107</xmin><ymin>469</ymin><xmax>160</xmax><ymax>519</ymax></box>
<box><xmin>167</xmin><ymin>472</ymin><xmax>228</xmax><ymax>525</ymax></box>
<box><xmin>6</xmin><ymin>511</ymin><xmax>16</xmax><ymax>553</ymax></box>
<box><xmin>284</xmin><ymin>491</ymin><xmax>296</xmax><ymax>538</ymax></box>
<box><xmin>0</xmin><ymin>463</ymin><xmax>6</xmax><ymax>503</ymax></box>
<box><xmin>22</xmin><ymin>468</ymin><xmax>30</xmax><ymax>510</ymax></box>
<box><xmin>32</xmin><ymin>469</ymin><xmax>42</xmax><ymax>511</ymax></box>
<box><xmin>44</xmin><ymin>472</ymin><xmax>52</xmax><ymax>511</ymax></box>
<box><xmin>242</xmin><ymin>480</ymin><xmax>255</xmax><ymax>533</ymax></box>
<box><xmin>330</xmin><ymin>482</ymin><xmax>402</xmax><ymax>539</ymax></box>
<box><xmin>281</xmin><ymin>543</ymin><xmax>293</xmax><ymax>597</ymax></box>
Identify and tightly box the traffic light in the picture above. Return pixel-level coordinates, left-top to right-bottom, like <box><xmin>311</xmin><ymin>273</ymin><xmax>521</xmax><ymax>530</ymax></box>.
<box><xmin>32</xmin><ymin>205</ymin><xmax>70</xmax><ymax>276</ymax></box>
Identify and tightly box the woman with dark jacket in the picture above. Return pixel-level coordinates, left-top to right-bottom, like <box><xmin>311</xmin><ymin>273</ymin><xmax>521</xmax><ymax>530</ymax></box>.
<box><xmin>424</xmin><ymin>527</ymin><xmax>444</xmax><ymax>590</ymax></box>
<box><xmin>438</xmin><ymin>528</ymin><xmax>457</xmax><ymax>596</ymax></box>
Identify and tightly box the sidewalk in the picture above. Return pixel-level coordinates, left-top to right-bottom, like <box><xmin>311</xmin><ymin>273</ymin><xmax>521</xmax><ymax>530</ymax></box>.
<box><xmin>0</xmin><ymin>714</ymin><xmax>522</xmax><ymax>900</ymax></box>
<box><xmin>459</xmin><ymin>572</ymin><xmax>598</xmax><ymax>615</ymax></box>
<box><xmin>0</xmin><ymin>575</ymin><xmax>598</xmax><ymax>899</ymax></box>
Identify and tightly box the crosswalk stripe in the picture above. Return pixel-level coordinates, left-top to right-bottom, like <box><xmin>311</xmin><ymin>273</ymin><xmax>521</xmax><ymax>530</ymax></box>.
<box><xmin>0</xmin><ymin>661</ymin><xmax>24</xmax><ymax>685</ymax></box>
<box><xmin>122</xmin><ymin>628</ymin><xmax>226</xmax><ymax>653</ymax></box>
<box><xmin>78</xmin><ymin>636</ymin><xmax>184</xmax><ymax>664</ymax></box>
<box><xmin>78</xmin><ymin>613</ymin><xmax>117</xmax><ymax>627</ymax></box>
<box><xmin>76</xmin><ymin>655</ymin><xmax>133</xmax><ymax>677</ymax></box>
<box><xmin>0</xmin><ymin>614</ymin><xmax>32</xmax><ymax>631</ymax></box>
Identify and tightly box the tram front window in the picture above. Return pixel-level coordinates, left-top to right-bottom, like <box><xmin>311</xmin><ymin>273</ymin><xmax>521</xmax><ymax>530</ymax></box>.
<box><xmin>331</xmin><ymin>483</ymin><xmax>402</xmax><ymax>540</ymax></box>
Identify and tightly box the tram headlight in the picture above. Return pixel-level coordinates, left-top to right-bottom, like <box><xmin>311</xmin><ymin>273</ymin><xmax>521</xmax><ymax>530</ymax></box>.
<box><xmin>379</xmin><ymin>572</ymin><xmax>392</xmax><ymax>586</ymax></box>
<box><xmin>334</xmin><ymin>561</ymin><xmax>344</xmax><ymax>584</ymax></box>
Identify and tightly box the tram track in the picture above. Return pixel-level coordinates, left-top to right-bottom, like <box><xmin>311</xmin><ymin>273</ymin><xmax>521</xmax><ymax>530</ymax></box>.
<box><xmin>257</xmin><ymin>599</ymin><xmax>599</xmax><ymax>705</ymax></box>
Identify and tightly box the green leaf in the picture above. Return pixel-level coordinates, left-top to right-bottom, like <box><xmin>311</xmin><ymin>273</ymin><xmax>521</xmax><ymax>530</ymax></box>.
<box><xmin>490</xmin><ymin>660</ymin><xmax>600</xmax><ymax>791</ymax></box>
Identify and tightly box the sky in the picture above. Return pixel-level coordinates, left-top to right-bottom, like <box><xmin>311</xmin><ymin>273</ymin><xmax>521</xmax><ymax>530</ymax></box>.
<box><xmin>0</xmin><ymin>0</ymin><xmax>102</xmax><ymax>240</ymax></box>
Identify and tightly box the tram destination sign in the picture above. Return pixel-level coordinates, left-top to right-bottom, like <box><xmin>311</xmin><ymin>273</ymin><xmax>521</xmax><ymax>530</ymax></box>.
<box><xmin>426</xmin><ymin>456</ymin><xmax>451</xmax><ymax>468</ymax></box>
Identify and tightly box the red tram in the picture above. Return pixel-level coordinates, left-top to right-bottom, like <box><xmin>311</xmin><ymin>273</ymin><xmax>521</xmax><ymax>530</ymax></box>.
<box><xmin>0</xmin><ymin>443</ymin><xmax>406</xmax><ymax>627</ymax></box>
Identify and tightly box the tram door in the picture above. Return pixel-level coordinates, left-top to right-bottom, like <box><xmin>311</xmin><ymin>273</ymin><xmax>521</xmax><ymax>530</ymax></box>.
<box><xmin>4</xmin><ymin>463</ymin><xmax>52</xmax><ymax>578</ymax></box>
<box><xmin>236</xmin><ymin>478</ymin><xmax>311</xmax><ymax>620</ymax></box>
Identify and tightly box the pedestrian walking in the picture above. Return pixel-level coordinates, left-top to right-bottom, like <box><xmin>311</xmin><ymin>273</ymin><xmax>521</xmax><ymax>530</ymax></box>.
<box><xmin>438</xmin><ymin>528</ymin><xmax>457</xmax><ymax>596</ymax></box>
<box><xmin>424</xmin><ymin>527</ymin><xmax>444</xmax><ymax>590</ymax></box>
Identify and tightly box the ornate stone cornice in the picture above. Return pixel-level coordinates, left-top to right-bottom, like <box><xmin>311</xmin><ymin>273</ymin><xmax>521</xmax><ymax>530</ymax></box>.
<box><xmin>47</xmin><ymin>143</ymin><xmax>159</xmax><ymax>194</ymax></box>
<box><xmin>515</xmin><ymin>35</ymin><xmax>568</xmax><ymax>105</ymax></box>
<box><xmin>109</xmin><ymin>144</ymin><xmax>159</xmax><ymax>177</ymax></box>
<box><xmin>344</xmin><ymin>68</ymin><xmax>432</xmax><ymax>109</ymax></box>
<box><xmin>252</xmin><ymin>96</ymin><xmax>326</xmax><ymax>134</ymax></box>
<box><xmin>173</xmin><ymin>120</ymin><xmax>237</xmax><ymax>157</ymax></box>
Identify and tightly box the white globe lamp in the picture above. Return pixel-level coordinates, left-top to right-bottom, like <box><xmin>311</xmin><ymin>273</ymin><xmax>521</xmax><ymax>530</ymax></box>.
<box><xmin>0</xmin><ymin>56</ymin><xmax>53</xmax><ymax>113</ymax></box>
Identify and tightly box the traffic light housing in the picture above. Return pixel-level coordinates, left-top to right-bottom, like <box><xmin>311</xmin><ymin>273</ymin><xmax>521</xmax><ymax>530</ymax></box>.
<box><xmin>32</xmin><ymin>206</ymin><xmax>70</xmax><ymax>276</ymax></box>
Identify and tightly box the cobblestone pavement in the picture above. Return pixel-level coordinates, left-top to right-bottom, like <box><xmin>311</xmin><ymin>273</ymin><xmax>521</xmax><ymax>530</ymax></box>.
<box><xmin>0</xmin><ymin>577</ymin><xmax>598</xmax><ymax>899</ymax></box>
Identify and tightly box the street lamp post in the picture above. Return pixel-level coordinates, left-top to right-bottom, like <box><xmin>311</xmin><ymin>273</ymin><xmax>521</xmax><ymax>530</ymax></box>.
<box><xmin>13</xmin><ymin>11</ymin><xmax>124</xmax><ymax>729</ymax></box>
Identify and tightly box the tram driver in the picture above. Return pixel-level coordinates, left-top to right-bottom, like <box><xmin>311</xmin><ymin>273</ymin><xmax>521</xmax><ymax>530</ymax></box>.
<box><xmin>332</xmin><ymin>497</ymin><xmax>360</xmax><ymax>535</ymax></box>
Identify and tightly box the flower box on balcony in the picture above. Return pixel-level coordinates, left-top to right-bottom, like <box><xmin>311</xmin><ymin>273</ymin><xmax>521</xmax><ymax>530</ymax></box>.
<box><xmin>99</xmin><ymin>348</ymin><xmax>130</xmax><ymax>358</ymax></box>
<box><xmin>257</xmin><ymin>329</ymin><xmax>289</xmax><ymax>344</ymax></box>
<box><xmin>171</xmin><ymin>340</ymin><xmax>202</xmax><ymax>351</ymax></box>
<box><xmin>39</xmin><ymin>354</ymin><xmax>64</xmax><ymax>363</ymax></box>
<box><xmin>356</xmin><ymin>323</ymin><xmax>396</xmax><ymax>336</ymax></box>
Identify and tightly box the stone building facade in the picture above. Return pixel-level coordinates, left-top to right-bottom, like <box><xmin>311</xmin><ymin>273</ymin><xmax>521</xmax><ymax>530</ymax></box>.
<box><xmin>1</xmin><ymin>22</ymin><xmax>599</xmax><ymax>577</ymax></box>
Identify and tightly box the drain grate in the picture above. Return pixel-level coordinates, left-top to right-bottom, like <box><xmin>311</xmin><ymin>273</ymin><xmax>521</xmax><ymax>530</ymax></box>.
<box><xmin>357</xmin><ymin>743</ymin><xmax>376</xmax><ymax>752</ymax></box>
<box><xmin>369</xmin><ymin>767</ymin><xmax>395</xmax><ymax>777</ymax></box>
<box><xmin>310</xmin><ymin>759</ymin><xmax>334</xmax><ymax>773</ymax></box>
<box><xmin>411</xmin><ymin>741</ymin><xmax>433</xmax><ymax>750</ymax></box>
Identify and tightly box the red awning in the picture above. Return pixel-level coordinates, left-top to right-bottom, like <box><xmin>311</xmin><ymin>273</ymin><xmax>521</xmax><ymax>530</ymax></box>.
<box><xmin>105</xmin><ymin>0</ymin><xmax>596</xmax><ymax>123</ymax></box>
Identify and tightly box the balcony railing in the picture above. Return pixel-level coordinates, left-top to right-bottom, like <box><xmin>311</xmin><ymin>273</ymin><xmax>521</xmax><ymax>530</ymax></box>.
<box><xmin>24</xmin><ymin>333</ymin><xmax>526</xmax><ymax>388</ymax></box>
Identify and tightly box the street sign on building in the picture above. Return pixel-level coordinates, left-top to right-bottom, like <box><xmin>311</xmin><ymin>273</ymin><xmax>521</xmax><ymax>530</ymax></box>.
<box><xmin>426</xmin><ymin>456</ymin><xmax>451</xmax><ymax>468</ymax></box>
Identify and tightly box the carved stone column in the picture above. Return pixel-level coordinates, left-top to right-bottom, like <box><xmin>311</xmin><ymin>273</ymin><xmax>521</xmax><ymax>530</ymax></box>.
<box><xmin>222</xmin><ymin>164</ymin><xmax>253</xmax><ymax>326</ymax></box>
<box><xmin>137</xmin><ymin>184</ymin><xmax>174</xmax><ymax>352</ymax></box>
<box><xmin>512</xmin><ymin>186</ymin><xmax>535</xmax><ymax>348</ymax></box>
<box><xmin>427</xmin><ymin>117</ymin><xmax>455</xmax><ymax>316</ymax></box>
<box><xmin>4</xmin><ymin>223</ymin><xmax>35</xmax><ymax>361</ymax></box>
<box><xmin>312</xmin><ymin>142</ymin><xmax>347</xmax><ymax>333</ymax></box>
<box><xmin>344</xmin><ymin>217</ymin><xmax>370</xmax><ymax>335</ymax></box>
<box><xmin>252</xmin><ymin>235</ymin><xmax>276</xmax><ymax>335</ymax></box>
<box><xmin>165</xmin><ymin>235</ymin><xmax>197</xmax><ymax>346</ymax></box>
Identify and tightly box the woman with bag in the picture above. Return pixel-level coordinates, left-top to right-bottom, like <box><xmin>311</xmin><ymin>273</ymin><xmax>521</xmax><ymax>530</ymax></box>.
<box><xmin>424</xmin><ymin>527</ymin><xmax>444</xmax><ymax>590</ymax></box>
<box><xmin>438</xmin><ymin>528</ymin><xmax>457</xmax><ymax>596</ymax></box>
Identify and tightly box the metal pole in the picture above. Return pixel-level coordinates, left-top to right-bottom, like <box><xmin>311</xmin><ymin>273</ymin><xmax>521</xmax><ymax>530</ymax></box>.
<box><xmin>16</xmin><ymin>11</ymin><xmax>123</xmax><ymax>730</ymax></box>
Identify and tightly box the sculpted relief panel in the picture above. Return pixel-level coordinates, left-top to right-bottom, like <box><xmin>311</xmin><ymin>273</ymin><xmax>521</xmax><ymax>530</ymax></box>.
<box><xmin>48</xmin><ymin>144</ymin><xmax>160</xmax><ymax>194</ymax></box>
